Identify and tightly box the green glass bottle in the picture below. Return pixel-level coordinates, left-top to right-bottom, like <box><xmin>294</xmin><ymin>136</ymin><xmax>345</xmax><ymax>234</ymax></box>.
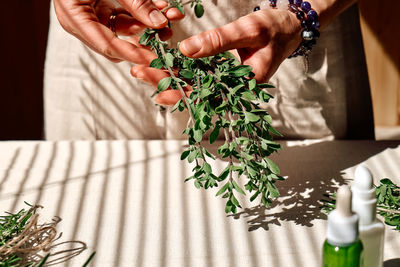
<box><xmin>322</xmin><ymin>186</ymin><xmax>363</xmax><ymax>267</ymax></box>
<box><xmin>322</xmin><ymin>239</ymin><xmax>363</xmax><ymax>267</ymax></box>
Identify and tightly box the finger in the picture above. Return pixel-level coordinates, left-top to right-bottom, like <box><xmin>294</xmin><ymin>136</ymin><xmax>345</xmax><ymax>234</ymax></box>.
<box><xmin>117</xmin><ymin>0</ymin><xmax>168</xmax><ymax>28</ymax></box>
<box><xmin>153</xmin><ymin>1</ymin><xmax>185</xmax><ymax>21</ymax></box>
<box><xmin>131</xmin><ymin>65</ymin><xmax>170</xmax><ymax>87</ymax></box>
<box><xmin>131</xmin><ymin>65</ymin><xmax>191</xmax><ymax>105</ymax></box>
<box><xmin>156</xmin><ymin>90</ymin><xmax>188</xmax><ymax>106</ymax></box>
<box><xmin>164</xmin><ymin>8</ymin><xmax>185</xmax><ymax>21</ymax></box>
<box><xmin>179</xmin><ymin>14</ymin><xmax>265</xmax><ymax>58</ymax></box>
<box><xmin>80</xmin><ymin>21</ymin><xmax>157</xmax><ymax>64</ymax></box>
<box><xmin>114</xmin><ymin>14</ymin><xmax>147</xmax><ymax>35</ymax></box>
<box><xmin>96</xmin><ymin>6</ymin><xmax>147</xmax><ymax>35</ymax></box>
<box><xmin>240</xmin><ymin>47</ymin><xmax>275</xmax><ymax>82</ymax></box>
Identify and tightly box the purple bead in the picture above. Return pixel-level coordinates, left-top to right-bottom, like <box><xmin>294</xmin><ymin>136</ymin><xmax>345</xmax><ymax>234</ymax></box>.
<box><xmin>253</xmin><ymin>6</ymin><xmax>260</xmax><ymax>11</ymax></box>
<box><xmin>295</xmin><ymin>0</ymin><xmax>302</xmax><ymax>7</ymax></box>
<box><xmin>301</xmin><ymin>1</ymin><xmax>311</xmax><ymax>12</ymax></box>
<box><xmin>307</xmin><ymin>10</ymin><xmax>318</xmax><ymax>21</ymax></box>
<box><xmin>311</xmin><ymin>21</ymin><xmax>320</xmax><ymax>29</ymax></box>
<box><xmin>288</xmin><ymin>0</ymin><xmax>294</xmax><ymax>3</ymax></box>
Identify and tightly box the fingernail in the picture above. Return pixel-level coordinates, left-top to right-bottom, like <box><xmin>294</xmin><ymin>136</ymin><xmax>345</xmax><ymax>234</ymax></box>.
<box><xmin>181</xmin><ymin>37</ymin><xmax>202</xmax><ymax>55</ymax></box>
<box><xmin>149</xmin><ymin>10</ymin><xmax>167</xmax><ymax>26</ymax></box>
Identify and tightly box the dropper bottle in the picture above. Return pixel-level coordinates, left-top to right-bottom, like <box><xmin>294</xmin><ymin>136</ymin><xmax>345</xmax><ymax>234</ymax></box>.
<box><xmin>352</xmin><ymin>165</ymin><xmax>385</xmax><ymax>267</ymax></box>
<box><xmin>322</xmin><ymin>185</ymin><xmax>363</xmax><ymax>267</ymax></box>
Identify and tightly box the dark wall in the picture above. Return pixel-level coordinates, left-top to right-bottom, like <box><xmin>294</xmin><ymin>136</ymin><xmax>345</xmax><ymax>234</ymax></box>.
<box><xmin>0</xmin><ymin>0</ymin><xmax>50</xmax><ymax>140</ymax></box>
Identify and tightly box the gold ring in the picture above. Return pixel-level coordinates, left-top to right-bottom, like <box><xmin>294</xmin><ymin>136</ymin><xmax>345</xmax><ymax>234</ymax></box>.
<box><xmin>108</xmin><ymin>10</ymin><xmax>117</xmax><ymax>36</ymax></box>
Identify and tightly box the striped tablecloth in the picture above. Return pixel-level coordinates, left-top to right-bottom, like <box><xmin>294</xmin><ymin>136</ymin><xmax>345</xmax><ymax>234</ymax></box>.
<box><xmin>0</xmin><ymin>140</ymin><xmax>399</xmax><ymax>266</ymax></box>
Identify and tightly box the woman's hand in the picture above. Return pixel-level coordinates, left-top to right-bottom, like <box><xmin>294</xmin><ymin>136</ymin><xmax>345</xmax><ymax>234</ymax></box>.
<box><xmin>53</xmin><ymin>0</ymin><xmax>184</xmax><ymax>64</ymax></box>
<box><xmin>179</xmin><ymin>8</ymin><xmax>302</xmax><ymax>82</ymax></box>
<box><xmin>131</xmin><ymin>8</ymin><xmax>302</xmax><ymax>105</ymax></box>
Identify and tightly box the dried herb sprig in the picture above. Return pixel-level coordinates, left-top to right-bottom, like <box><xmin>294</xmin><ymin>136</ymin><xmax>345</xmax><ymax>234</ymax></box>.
<box><xmin>0</xmin><ymin>203</ymin><xmax>95</xmax><ymax>266</ymax></box>
<box><xmin>0</xmin><ymin>202</ymin><xmax>55</xmax><ymax>266</ymax></box>
<box><xmin>140</xmin><ymin>0</ymin><xmax>284</xmax><ymax>214</ymax></box>
<box><xmin>320</xmin><ymin>178</ymin><xmax>400</xmax><ymax>231</ymax></box>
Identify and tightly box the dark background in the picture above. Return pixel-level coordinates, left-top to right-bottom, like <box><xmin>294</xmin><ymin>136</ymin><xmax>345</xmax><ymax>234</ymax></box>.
<box><xmin>0</xmin><ymin>0</ymin><xmax>51</xmax><ymax>140</ymax></box>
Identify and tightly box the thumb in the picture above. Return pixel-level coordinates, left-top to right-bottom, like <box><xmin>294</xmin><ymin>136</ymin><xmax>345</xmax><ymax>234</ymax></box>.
<box><xmin>118</xmin><ymin>0</ymin><xmax>168</xmax><ymax>28</ymax></box>
<box><xmin>179</xmin><ymin>16</ymin><xmax>262</xmax><ymax>58</ymax></box>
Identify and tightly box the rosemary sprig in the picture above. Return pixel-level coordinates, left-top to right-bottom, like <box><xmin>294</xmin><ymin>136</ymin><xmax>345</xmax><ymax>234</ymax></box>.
<box><xmin>320</xmin><ymin>178</ymin><xmax>400</xmax><ymax>231</ymax></box>
<box><xmin>139</xmin><ymin>0</ymin><xmax>284</xmax><ymax>214</ymax></box>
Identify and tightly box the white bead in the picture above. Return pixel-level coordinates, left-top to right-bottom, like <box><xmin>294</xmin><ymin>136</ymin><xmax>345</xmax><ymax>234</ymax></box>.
<box><xmin>260</xmin><ymin>1</ymin><xmax>270</xmax><ymax>10</ymax></box>
<box><xmin>276</xmin><ymin>0</ymin><xmax>289</xmax><ymax>10</ymax></box>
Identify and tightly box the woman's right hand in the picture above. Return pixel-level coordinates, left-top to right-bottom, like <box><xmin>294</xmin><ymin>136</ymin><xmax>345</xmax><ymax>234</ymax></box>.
<box><xmin>53</xmin><ymin>0</ymin><xmax>184</xmax><ymax>64</ymax></box>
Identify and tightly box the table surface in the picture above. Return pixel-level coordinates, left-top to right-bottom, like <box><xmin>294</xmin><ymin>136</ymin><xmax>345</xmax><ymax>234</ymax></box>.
<box><xmin>0</xmin><ymin>140</ymin><xmax>400</xmax><ymax>267</ymax></box>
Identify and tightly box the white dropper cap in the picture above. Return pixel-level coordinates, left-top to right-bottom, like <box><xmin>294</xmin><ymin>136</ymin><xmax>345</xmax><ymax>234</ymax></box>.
<box><xmin>326</xmin><ymin>185</ymin><xmax>359</xmax><ymax>246</ymax></box>
<box><xmin>352</xmin><ymin>165</ymin><xmax>377</xmax><ymax>225</ymax></box>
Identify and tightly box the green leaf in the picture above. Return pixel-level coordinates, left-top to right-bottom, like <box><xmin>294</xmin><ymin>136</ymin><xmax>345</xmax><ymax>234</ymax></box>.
<box><xmin>240</xmin><ymin>151</ymin><xmax>254</xmax><ymax>161</ymax></box>
<box><xmin>139</xmin><ymin>32</ymin><xmax>151</xmax><ymax>45</ymax></box>
<box><xmin>209</xmin><ymin>125</ymin><xmax>220</xmax><ymax>144</ymax></box>
<box><xmin>229</xmin><ymin>65</ymin><xmax>253</xmax><ymax>77</ymax></box>
<box><xmin>36</xmin><ymin>254</ymin><xmax>50</xmax><ymax>267</ymax></box>
<box><xmin>245</xmin><ymin>112</ymin><xmax>260</xmax><ymax>123</ymax></box>
<box><xmin>171</xmin><ymin>99</ymin><xmax>182</xmax><ymax>113</ymax></box>
<box><xmin>194</xmin><ymin>180</ymin><xmax>202</xmax><ymax>189</ymax></box>
<box><xmin>225</xmin><ymin>200</ymin><xmax>233</xmax><ymax>213</ymax></box>
<box><xmin>200</xmin><ymin>88</ymin><xmax>213</xmax><ymax>98</ymax></box>
<box><xmin>164</xmin><ymin>53</ymin><xmax>175</xmax><ymax>67</ymax></box>
<box><xmin>229</xmin><ymin>84</ymin><xmax>245</xmax><ymax>97</ymax></box>
<box><xmin>246</xmin><ymin>165</ymin><xmax>257</xmax><ymax>177</ymax></box>
<box><xmin>215</xmin><ymin>101</ymin><xmax>228</xmax><ymax>113</ymax></box>
<box><xmin>267</xmin><ymin>182</ymin><xmax>280</xmax><ymax>198</ymax></box>
<box><xmin>176</xmin><ymin>4</ymin><xmax>185</xmax><ymax>14</ymax></box>
<box><xmin>194</xmin><ymin>3</ymin><xmax>204</xmax><ymax>18</ymax></box>
<box><xmin>249</xmin><ymin>79</ymin><xmax>257</xmax><ymax>91</ymax></box>
<box><xmin>203</xmin><ymin>147</ymin><xmax>216</xmax><ymax>160</ymax></box>
<box><xmin>187</xmin><ymin>150</ymin><xmax>197</xmax><ymax>163</ymax></box>
<box><xmin>250</xmin><ymin>191</ymin><xmax>260</xmax><ymax>202</ymax></box>
<box><xmin>258</xmin><ymin>83</ymin><xmax>275</xmax><ymax>88</ymax></box>
<box><xmin>157</xmin><ymin>77</ymin><xmax>171</xmax><ymax>92</ymax></box>
<box><xmin>261</xmin><ymin>195</ymin><xmax>272</xmax><ymax>207</ymax></box>
<box><xmin>203</xmin><ymin>162</ymin><xmax>212</xmax><ymax>174</ymax></box>
<box><xmin>180</xmin><ymin>150</ymin><xmax>190</xmax><ymax>160</ymax></box>
<box><xmin>193</xmin><ymin>129</ymin><xmax>203</xmax><ymax>142</ymax></box>
<box><xmin>269</xmin><ymin>125</ymin><xmax>283</xmax><ymax>137</ymax></box>
<box><xmin>219</xmin><ymin>51</ymin><xmax>237</xmax><ymax>59</ymax></box>
<box><xmin>149</xmin><ymin>58</ymin><xmax>163</xmax><ymax>69</ymax></box>
<box><xmin>242</xmin><ymin>91</ymin><xmax>257</xmax><ymax>101</ymax></box>
<box><xmin>82</xmin><ymin>252</ymin><xmax>96</xmax><ymax>267</ymax></box>
<box><xmin>179</xmin><ymin>69</ymin><xmax>194</xmax><ymax>79</ymax></box>
<box><xmin>381</xmin><ymin>178</ymin><xmax>394</xmax><ymax>185</ymax></box>
<box><xmin>232</xmin><ymin>180</ymin><xmax>246</xmax><ymax>195</ymax></box>
<box><xmin>216</xmin><ymin>182</ymin><xmax>230</xmax><ymax>196</ymax></box>
<box><xmin>266</xmin><ymin>158</ymin><xmax>280</xmax><ymax>174</ymax></box>
<box><xmin>230</xmin><ymin>193</ymin><xmax>241</xmax><ymax>207</ymax></box>
<box><xmin>218</xmin><ymin>166</ymin><xmax>230</xmax><ymax>181</ymax></box>
<box><xmin>202</xmin><ymin>75</ymin><xmax>213</xmax><ymax>88</ymax></box>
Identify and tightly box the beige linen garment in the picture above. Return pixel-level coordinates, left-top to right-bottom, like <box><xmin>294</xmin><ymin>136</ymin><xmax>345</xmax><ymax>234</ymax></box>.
<box><xmin>44</xmin><ymin>1</ymin><xmax>373</xmax><ymax>140</ymax></box>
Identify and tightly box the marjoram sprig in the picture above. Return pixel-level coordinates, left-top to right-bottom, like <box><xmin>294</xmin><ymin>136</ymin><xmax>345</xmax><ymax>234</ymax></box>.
<box><xmin>139</xmin><ymin>0</ymin><xmax>284</xmax><ymax>214</ymax></box>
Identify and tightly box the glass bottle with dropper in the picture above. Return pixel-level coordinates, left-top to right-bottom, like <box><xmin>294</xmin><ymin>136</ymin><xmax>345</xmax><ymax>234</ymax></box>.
<box><xmin>322</xmin><ymin>185</ymin><xmax>363</xmax><ymax>267</ymax></box>
<box><xmin>352</xmin><ymin>165</ymin><xmax>385</xmax><ymax>267</ymax></box>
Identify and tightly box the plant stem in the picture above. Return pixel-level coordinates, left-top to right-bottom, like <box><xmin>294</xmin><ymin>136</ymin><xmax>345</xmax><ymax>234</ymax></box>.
<box><xmin>155</xmin><ymin>34</ymin><xmax>194</xmax><ymax>120</ymax></box>
<box><xmin>377</xmin><ymin>206</ymin><xmax>400</xmax><ymax>215</ymax></box>
<box><xmin>154</xmin><ymin>33</ymin><xmax>207</xmax><ymax>161</ymax></box>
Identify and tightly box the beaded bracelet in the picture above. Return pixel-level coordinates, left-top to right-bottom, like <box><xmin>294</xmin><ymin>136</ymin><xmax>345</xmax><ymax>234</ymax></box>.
<box><xmin>254</xmin><ymin>0</ymin><xmax>320</xmax><ymax>58</ymax></box>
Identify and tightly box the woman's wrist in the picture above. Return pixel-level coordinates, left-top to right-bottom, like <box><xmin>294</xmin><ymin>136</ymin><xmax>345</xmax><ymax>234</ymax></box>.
<box><xmin>305</xmin><ymin>0</ymin><xmax>357</xmax><ymax>29</ymax></box>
